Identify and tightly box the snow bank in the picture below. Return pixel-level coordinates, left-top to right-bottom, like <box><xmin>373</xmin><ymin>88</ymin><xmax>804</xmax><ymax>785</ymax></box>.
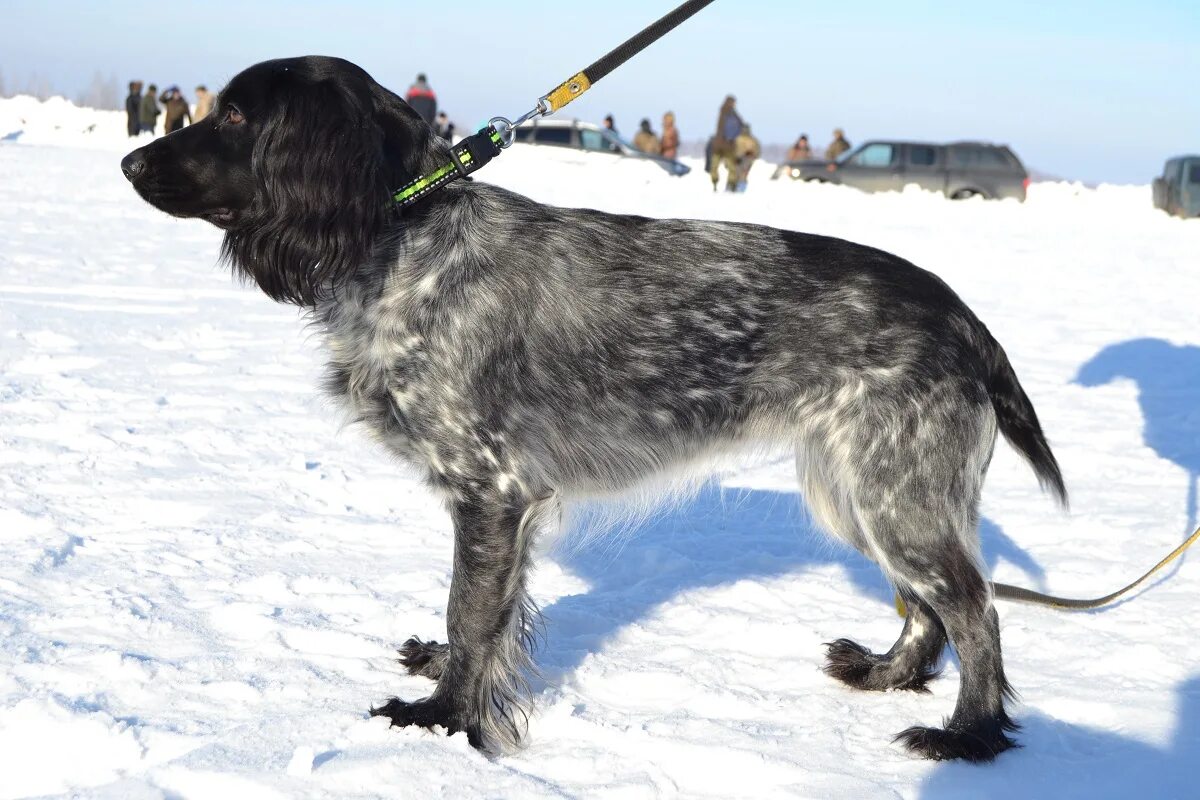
<box><xmin>0</xmin><ymin>95</ymin><xmax>135</xmax><ymax>150</ymax></box>
<box><xmin>2</xmin><ymin>101</ymin><xmax>1199</xmax><ymax>799</ymax></box>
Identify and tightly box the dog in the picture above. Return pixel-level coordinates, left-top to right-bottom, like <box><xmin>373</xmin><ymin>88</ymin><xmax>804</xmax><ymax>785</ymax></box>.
<box><xmin>121</xmin><ymin>55</ymin><xmax>1066</xmax><ymax>762</ymax></box>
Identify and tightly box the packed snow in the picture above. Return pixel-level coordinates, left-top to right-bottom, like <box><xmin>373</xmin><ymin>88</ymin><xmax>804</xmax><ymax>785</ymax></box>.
<box><xmin>2</xmin><ymin>96</ymin><xmax>1199</xmax><ymax>799</ymax></box>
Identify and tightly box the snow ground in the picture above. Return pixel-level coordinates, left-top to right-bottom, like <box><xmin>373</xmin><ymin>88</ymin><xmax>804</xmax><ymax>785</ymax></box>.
<box><xmin>2</xmin><ymin>98</ymin><xmax>1200</xmax><ymax>799</ymax></box>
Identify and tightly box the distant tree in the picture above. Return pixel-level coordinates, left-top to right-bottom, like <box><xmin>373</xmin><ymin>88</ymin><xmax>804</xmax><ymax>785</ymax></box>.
<box><xmin>0</xmin><ymin>68</ymin><xmax>7</xmax><ymax>98</ymax></box>
<box><xmin>23</xmin><ymin>72</ymin><xmax>55</xmax><ymax>100</ymax></box>
<box><xmin>78</xmin><ymin>70</ymin><xmax>120</xmax><ymax>109</ymax></box>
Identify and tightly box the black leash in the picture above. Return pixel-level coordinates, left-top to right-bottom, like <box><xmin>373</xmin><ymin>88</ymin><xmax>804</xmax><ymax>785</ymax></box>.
<box><xmin>392</xmin><ymin>0</ymin><xmax>716</xmax><ymax>209</ymax></box>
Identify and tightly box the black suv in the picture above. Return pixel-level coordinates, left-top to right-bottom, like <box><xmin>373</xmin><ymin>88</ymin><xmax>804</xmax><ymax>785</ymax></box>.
<box><xmin>787</xmin><ymin>141</ymin><xmax>1029</xmax><ymax>201</ymax></box>
<box><xmin>1152</xmin><ymin>155</ymin><xmax>1200</xmax><ymax>218</ymax></box>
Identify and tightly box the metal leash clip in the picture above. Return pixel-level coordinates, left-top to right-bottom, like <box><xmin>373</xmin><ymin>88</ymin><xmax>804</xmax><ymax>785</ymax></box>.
<box><xmin>489</xmin><ymin>101</ymin><xmax>551</xmax><ymax>149</ymax></box>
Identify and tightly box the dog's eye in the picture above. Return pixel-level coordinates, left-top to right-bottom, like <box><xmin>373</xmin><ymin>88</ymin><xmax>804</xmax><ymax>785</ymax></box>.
<box><xmin>224</xmin><ymin>106</ymin><xmax>245</xmax><ymax>125</ymax></box>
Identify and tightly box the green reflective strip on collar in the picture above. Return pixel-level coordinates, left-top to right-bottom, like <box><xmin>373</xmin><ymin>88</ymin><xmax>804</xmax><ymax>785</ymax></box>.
<box><xmin>392</xmin><ymin>126</ymin><xmax>507</xmax><ymax>208</ymax></box>
<box><xmin>393</xmin><ymin>161</ymin><xmax>458</xmax><ymax>203</ymax></box>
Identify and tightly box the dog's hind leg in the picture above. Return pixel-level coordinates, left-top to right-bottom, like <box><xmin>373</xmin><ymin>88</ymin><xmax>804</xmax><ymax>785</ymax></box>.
<box><xmin>372</xmin><ymin>490</ymin><xmax>545</xmax><ymax>751</ymax></box>
<box><xmin>883</xmin><ymin>533</ymin><xmax>1017</xmax><ymax>762</ymax></box>
<box><xmin>799</xmin><ymin>445</ymin><xmax>948</xmax><ymax>692</ymax></box>
<box><xmin>852</xmin><ymin>405</ymin><xmax>1017</xmax><ymax>762</ymax></box>
<box><xmin>824</xmin><ymin>589</ymin><xmax>946</xmax><ymax>693</ymax></box>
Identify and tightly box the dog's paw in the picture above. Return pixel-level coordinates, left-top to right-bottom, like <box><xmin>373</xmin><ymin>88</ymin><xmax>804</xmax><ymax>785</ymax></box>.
<box><xmin>894</xmin><ymin>722</ymin><xmax>1019</xmax><ymax>762</ymax></box>
<box><xmin>823</xmin><ymin>638</ymin><xmax>938</xmax><ymax>693</ymax></box>
<box><xmin>398</xmin><ymin>637</ymin><xmax>449</xmax><ymax>681</ymax></box>
<box><xmin>823</xmin><ymin>638</ymin><xmax>878</xmax><ymax>687</ymax></box>
<box><xmin>370</xmin><ymin>696</ymin><xmax>482</xmax><ymax>749</ymax></box>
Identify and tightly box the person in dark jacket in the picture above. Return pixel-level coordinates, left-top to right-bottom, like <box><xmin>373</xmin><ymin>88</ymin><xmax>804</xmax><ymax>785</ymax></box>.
<box><xmin>434</xmin><ymin>111</ymin><xmax>455</xmax><ymax>142</ymax></box>
<box><xmin>405</xmin><ymin>73</ymin><xmax>437</xmax><ymax>126</ymax></box>
<box><xmin>139</xmin><ymin>84</ymin><xmax>160</xmax><ymax>135</ymax></box>
<box><xmin>161</xmin><ymin>86</ymin><xmax>191</xmax><ymax>133</ymax></box>
<box><xmin>125</xmin><ymin>81</ymin><xmax>142</xmax><ymax>137</ymax></box>
<box><xmin>710</xmin><ymin>95</ymin><xmax>743</xmax><ymax>191</ymax></box>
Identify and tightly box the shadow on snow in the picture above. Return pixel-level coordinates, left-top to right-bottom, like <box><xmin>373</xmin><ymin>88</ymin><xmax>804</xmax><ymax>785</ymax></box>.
<box><xmin>919</xmin><ymin>675</ymin><xmax>1200</xmax><ymax>799</ymax></box>
<box><xmin>1076</xmin><ymin>337</ymin><xmax>1200</xmax><ymax>533</ymax></box>
<box><xmin>540</xmin><ymin>481</ymin><xmax>1044</xmax><ymax>676</ymax></box>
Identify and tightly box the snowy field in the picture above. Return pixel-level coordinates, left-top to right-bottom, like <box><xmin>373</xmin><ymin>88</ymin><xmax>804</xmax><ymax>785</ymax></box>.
<box><xmin>2</xmin><ymin>98</ymin><xmax>1199</xmax><ymax>799</ymax></box>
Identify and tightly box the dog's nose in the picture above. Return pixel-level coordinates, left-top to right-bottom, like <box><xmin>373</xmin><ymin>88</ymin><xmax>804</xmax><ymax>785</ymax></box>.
<box><xmin>120</xmin><ymin>152</ymin><xmax>146</xmax><ymax>181</ymax></box>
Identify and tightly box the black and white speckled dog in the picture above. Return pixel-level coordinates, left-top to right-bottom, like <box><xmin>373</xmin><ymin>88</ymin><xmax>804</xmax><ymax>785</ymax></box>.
<box><xmin>121</xmin><ymin>56</ymin><xmax>1067</xmax><ymax>762</ymax></box>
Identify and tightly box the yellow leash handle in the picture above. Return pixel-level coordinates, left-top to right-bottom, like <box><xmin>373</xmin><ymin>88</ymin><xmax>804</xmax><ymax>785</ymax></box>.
<box><xmin>541</xmin><ymin>72</ymin><xmax>593</xmax><ymax>115</ymax></box>
<box><xmin>896</xmin><ymin>523</ymin><xmax>1200</xmax><ymax>616</ymax></box>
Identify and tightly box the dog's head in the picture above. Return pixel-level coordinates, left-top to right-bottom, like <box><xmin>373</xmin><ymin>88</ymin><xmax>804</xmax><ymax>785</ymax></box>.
<box><xmin>121</xmin><ymin>56</ymin><xmax>444</xmax><ymax>304</ymax></box>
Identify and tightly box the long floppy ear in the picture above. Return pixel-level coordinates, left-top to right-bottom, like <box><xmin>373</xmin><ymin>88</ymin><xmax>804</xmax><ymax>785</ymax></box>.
<box><xmin>366</xmin><ymin>79</ymin><xmax>449</xmax><ymax>193</ymax></box>
<box><xmin>222</xmin><ymin>75</ymin><xmax>391</xmax><ymax>305</ymax></box>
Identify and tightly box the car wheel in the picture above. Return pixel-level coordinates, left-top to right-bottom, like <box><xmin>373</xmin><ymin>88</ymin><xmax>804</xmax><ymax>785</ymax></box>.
<box><xmin>950</xmin><ymin>188</ymin><xmax>987</xmax><ymax>200</ymax></box>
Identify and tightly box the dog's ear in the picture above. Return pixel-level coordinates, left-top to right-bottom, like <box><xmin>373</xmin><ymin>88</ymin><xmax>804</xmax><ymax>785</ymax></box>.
<box><xmin>366</xmin><ymin>80</ymin><xmax>448</xmax><ymax>193</ymax></box>
<box><xmin>223</xmin><ymin>73</ymin><xmax>392</xmax><ymax>305</ymax></box>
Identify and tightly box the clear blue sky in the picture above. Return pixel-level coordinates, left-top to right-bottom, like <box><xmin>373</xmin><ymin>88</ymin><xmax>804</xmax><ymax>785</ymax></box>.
<box><xmin>3</xmin><ymin>0</ymin><xmax>1197</xmax><ymax>183</ymax></box>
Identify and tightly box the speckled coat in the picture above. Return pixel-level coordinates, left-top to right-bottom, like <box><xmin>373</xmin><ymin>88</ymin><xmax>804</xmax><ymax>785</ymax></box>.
<box><xmin>122</xmin><ymin>56</ymin><xmax>1066</xmax><ymax>763</ymax></box>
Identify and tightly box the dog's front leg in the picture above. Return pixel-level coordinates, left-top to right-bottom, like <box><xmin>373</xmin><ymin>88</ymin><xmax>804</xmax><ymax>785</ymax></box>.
<box><xmin>372</xmin><ymin>490</ymin><xmax>538</xmax><ymax>751</ymax></box>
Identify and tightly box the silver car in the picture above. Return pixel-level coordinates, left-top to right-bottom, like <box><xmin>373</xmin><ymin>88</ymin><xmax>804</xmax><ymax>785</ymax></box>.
<box><xmin>512</xmin><ymin>118</ymin><xmax>691</xmax><ymax>176</ymax></box>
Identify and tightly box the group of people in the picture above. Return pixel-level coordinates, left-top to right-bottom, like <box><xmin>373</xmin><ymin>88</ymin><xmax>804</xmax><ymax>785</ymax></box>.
<box><xmin>605</xmin><ymin>96</ymin><xmax>853</xmax><ymax>193</ymax></box>
<box><xmin>708</xmin><ymin>97</ymin><xmax>853</xmax><ymax>191</ymax></box>
<box><xmin>614</xmin><ymin>100</ymin><xmax>760</xmax><ymax>192</ymax></box>
<box><xmin>124</xmin><ymin>81</ymin><xmax>213</xmax><ymax>137</ymax></box>
<box><xmin>769</xmin><ymin>128</ymin><xmax>852</xmax><ymax>180</ymax></box>
<box><xmin>706</xmin><ymin>95</ymin><xmax>762</xmax><ymax>192</ymax></box>
<box><xmin>626</xmin><ymin>113</ymin><xmax>682</xmax><ymax>160</ymax></box>
<box><xmin>124</xmin><ymin>71</ymin><xmax>454</xmax><ymax>142</ymax></box>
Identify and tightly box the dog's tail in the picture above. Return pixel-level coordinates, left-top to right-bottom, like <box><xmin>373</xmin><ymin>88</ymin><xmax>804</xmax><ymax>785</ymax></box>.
<box><xmin>987</xmin><ymin>341</ymin><xmax>1068</xmax><ymax>509</ymax></box>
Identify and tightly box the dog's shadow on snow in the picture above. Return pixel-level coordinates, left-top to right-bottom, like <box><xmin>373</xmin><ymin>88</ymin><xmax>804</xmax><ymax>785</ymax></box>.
<box><xmin>539</xmin><ymin>482</ymin><xmax>1044</xmax><ymax>676</ymax></box>
<box><xmin>918</xmin><ymin>675</ymin><xmax>1200</xmax><ymax>799</ymax></box>
<box><xmin>1076</xmin><ymin>338</ymin><xmax>1200</xmax><ymax>534</ymax></box>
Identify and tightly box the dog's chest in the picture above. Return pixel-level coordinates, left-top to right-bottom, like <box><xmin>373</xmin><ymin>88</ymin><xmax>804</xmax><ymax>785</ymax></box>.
<box><xmin>320</xmin><ymin>295</ymin><xmax>441</xmax><ymax>458</ymax></box>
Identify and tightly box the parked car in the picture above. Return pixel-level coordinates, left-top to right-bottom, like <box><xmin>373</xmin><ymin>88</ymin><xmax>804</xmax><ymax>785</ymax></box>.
<box><xmin>785</xmin><ymin>141</ymin><xmax>1029</xmax><ymax>201</ymax></box>
<box><xmin>512</xmin><ymin>118</ymin><xmax>690</xmax><ymax>176</ymax></box>
<box><xmin>1152</xmin><ymin>155</ymin><xmax>1200</xmax><ymax>218</ymax></box>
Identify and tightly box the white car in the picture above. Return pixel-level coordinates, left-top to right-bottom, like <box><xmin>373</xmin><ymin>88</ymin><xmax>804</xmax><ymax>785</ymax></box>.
<box><xmin>512</xmin><ymin>118</ymin><xmax>690</xmax><ymax>176</ymax></box>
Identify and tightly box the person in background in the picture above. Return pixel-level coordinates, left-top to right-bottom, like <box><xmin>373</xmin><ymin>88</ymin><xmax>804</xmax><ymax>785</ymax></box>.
<box><xmin>434</xmin><ymin>111</ymin><xmax>455</xmax><ymax>142</ymax></box>
<box><xmin>139</xmin><ymin>84</ymin><xmax>160</xmax><ymax>135</ymax></box>
<box><xmin>405</xmin><ymin>73</ymin><xmax>437</xmax><ymax>126</ymax></box>
<box><xmin>772</xmin><ymin>133</ymin><xmax>813</xmax><ymax>179</ymax></box>
<box><xmin>660</xmin><ymin>111</ymin><xmax>680</xmax><ymax>161</ymax></box>
<box><xmin>710</xmin><ymin>95</ymin><xmax>743</xmax><ymax>192</ymax></box>
<box><xmin>161</xmin><ymin>86</ymin><xmax>191</xmax><ymax>133</ymax></box>
<box><xmin>825</xmin><ymin>127</ymin><xmax>851</xmax><ymax>161</ymax></box>
<box><xmin>125</xmin><ymin>81</ymin><xmax>142</xmax><ymax>137</ymax></box>
<box><xmin>633</xmin><ymin>118</ymin><xmax>661</xmax><ymax>155</ymax></box>
<box><xmin>193</xmin><ymin>85</ymin><xmax>213</xmax><ymax>120</ymax></box>
<box><xmin>602</xmin><ymin>115</ymin><xmax>622</xmax><ymax>152</ymax></box>
<box><xmin>734</xmin><ymin>124</ymin><xmax>761</xmax><ymax>192</ymax></box>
